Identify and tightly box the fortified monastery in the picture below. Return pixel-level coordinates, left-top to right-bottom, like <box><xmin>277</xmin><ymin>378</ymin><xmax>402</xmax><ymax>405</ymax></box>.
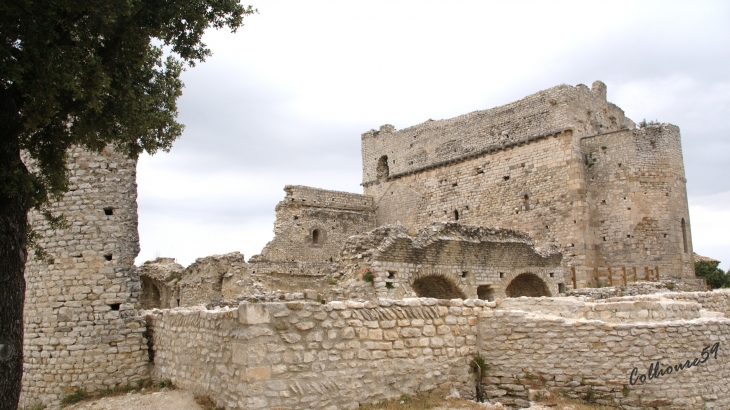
<box><xmin>20</xmin><ymin>82</ymin><xmax>730</xmax><ymax>410</ymax></box>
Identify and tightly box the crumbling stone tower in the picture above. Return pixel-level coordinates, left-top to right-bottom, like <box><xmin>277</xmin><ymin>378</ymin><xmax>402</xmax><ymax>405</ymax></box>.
<box><xmin>361</xmin><ymin>81</ymin><xmax>694</xmax><ymax>285</ymax></box>
<box><xmin>20</xmin><ymin>147</ymin><xmax>148</xmax><ymax>407</ymax></box>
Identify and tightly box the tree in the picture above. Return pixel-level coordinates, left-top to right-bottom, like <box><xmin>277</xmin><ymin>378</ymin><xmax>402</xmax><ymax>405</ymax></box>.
<box><xmin>695</xmin><ymin>260</ymin><xmax>729</xmax><ymax>289</ymax></box>
<box><xmin>0</xmin><ymin>1</ymin><xmax>254</xmax><ymax>408</ymax></box>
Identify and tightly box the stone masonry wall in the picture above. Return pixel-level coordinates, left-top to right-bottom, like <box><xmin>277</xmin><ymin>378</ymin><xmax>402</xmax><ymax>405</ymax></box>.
<box><xmin>582</xmin><ymin>124</ymin><xmax>694</xmax><ymax>278</ymax></box>
<box><xmin>250</xmin><ymin>185</ymin><xmax>376</xmax><ymax>277</ymax></box>
<box><xmin>20</xmin><ymin>147</ymin><xmax>149</xmax><ymax>408</ymax></box>
<box><xmin>147</xmin><ymin>292</ymin><xmax>730</xmax><ymax>410</ymax></box>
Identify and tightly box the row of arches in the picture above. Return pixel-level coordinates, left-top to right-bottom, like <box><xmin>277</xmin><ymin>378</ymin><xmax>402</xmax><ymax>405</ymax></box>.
<box><xmin>410</xmin><ymin>272</ymin><xmax>550</xmax><ymax>300</ymax></box>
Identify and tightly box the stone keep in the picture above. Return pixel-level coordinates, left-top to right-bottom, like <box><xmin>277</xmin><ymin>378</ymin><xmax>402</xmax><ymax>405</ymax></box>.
<box><xmin>20</xmin><ymin>147</ymin><xmax>148</xmax><ymax>407</ymax></box>
<box><xmin>360</xmin><ymin>81</ymin><xmax>694</xmax><ymax>284</ymax></box>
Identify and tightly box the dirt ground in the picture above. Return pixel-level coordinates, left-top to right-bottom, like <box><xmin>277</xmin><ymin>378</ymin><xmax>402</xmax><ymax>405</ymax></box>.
<box><xmin>63</xmin><ymin>389</ymin><xmax>203</xmax><ymax>410</ymax></box>
<box><xmin>62</xmin><ymin>388</ymin><xmax>595</xmax><ymax>410</ymax></box>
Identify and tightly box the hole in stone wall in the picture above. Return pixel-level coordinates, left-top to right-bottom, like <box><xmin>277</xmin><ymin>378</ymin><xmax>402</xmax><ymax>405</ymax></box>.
<box><xmin>477</xmin><ymin>285</ymin><xmax>495</xmax><ymax>302</ymax></box>
<box><xmin>454</xmin><ymin>210</ymin><xmax>459</xmax><ymax>221</ymax></box>
<box><xmin>499</xmin><ymin>272</ymin><xmax>505</xmax><ymax>279</ymax></box>
<box><xmin>549</xmin><ymin>272</ymin><xmax>554</xmax><ymax>278</ymax></box>
<box><xmin>523</xmin><ymin>195</ymin><xmax>530</xmax><ymax>211</ymax></box>
<box><xmin>503</xmin><ymin>176</ymin><xmax>510</xmax><ymax>181</ymax></box>
<box><xmin>452</xmin><ymin>182</ymin><xmax>457</xmax><ymax>187</ymax></box>
<box><xmin>601</xmin><ymin>200</ymin><xmax>606</xmax><ymax>205</ymax></box>
<box><xmin>103</xmin><ymin>207</ymin><xmax>114</xmax><ymax>216</ymax></box>
<box><xmin>412</xmin><ymin>276</ymin><xmax>466</xmax><ymax>299</ymax></box>
<box><xmin>681</xmin><ymin>218</ymin><xmax>688</xmax><ymax>253</ymax></box>
<box><xmin>461</xmin><ymin>271</ymin><xmax>468</xmax><ymax>278</ymax></box>
<box><xmin>294</xmin><ymin>215</ymin><xmax>298</xmax><ymax>220</ymax></box>
<box><xmin>104</xmin><ymin>253</ymin><xmax>112</xmax><ymax>261</ymax></box>
<box><xmin>109</xmin><ymin>303</ymin><xmax>120</xmax><ymax>311</ymax></box>
<box><xmin>558</xmin><ymin>283</ymin><xmax>566</xmax><ymax>293</ymax></box>
<box><xmin>312</xmin><ymin>229</ymin><xmax>320</xmax><ymax>244</ymax></box>
<box><xmin>603</xmin><ymin>237</ymin><xmax>606</xmax><ymax>241</ymax></box>
<box><xmin>376</xmin><ymin>155</ymin><xmax>390</xmax><ymax>180</ymax></box>
<box><xmin>387</xmin><ymin>271</ymin><xmax>396</xmax><ymax>279</ymax></box>
<box><xmin>505</xmin><ymin>273</ymin><xmax>551</xmax><ymax>298</ymax></box>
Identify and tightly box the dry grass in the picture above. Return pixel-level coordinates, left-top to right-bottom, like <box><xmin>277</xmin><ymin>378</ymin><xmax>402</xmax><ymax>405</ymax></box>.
<box><xmin>357</xmin><ymin>388</ymin><xmax>618</xmax><ymax>410</ymax></box>
<box><xmin>194</xmin><ymin>394</ymin><xmax>224</xmax><ymax>410</ymax></box>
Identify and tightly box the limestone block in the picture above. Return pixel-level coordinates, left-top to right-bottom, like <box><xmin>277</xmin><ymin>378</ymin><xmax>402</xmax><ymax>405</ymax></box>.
<box><xmin>239</xmin><ymin>303</ymin><xmax>270</xmax><ymax>325</ymax></box>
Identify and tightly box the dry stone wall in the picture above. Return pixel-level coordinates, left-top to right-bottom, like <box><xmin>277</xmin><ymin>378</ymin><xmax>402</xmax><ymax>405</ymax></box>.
<box><xmin>146</xmin><ymin>291</ymin><xmax>730</xmax><ymax>410</ymax></box>
<box><xmin>20</xmin><ymin>147</ymin><xmax>148</xmax><ymax>408</ymax></box>
<box><xmin>146</xmin><ymin>298</ymin><xmax>481</xmax><ymax>410</ymax></box>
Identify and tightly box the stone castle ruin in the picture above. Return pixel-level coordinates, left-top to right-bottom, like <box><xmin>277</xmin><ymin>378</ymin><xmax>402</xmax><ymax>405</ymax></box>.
<box><xmin>20</xmin><ymin>82</ymin><xmax>730</xmax><ymax>409</ymax></box>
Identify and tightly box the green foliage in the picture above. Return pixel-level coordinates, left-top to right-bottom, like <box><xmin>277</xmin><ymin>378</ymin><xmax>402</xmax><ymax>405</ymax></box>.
<box><xmin>327</xmin><ymin>278</ymin><xmax>338</xmax><ymax>285</ymax></box>
<box><xmin>585</xmin><ymin>387</ymin><xmax>595</xmax><ymax>402</ymax></box>
<box><xmin>469</xmin><ymin>353</ymin><xmax>489</xmax><ymax>375</ymax></box>
<box><xmin>60</xmin><ymin>388</ymin><xmax>86</xmax><ymax>406</ymax></box>
<box><xmin>622</xmin><ymin>385</ymin><xmax>630</xmax><ymax>397</ymax></box>
<box><xmin>695</xmin><ymin>260</ymin><xmax>730</xmax><ymax>289</ymax></box>
<box><xmin>385</xmin><ymin>281</ymin><xmax>395</xmax><ymax>289</ymax></box>
<box><xmin>639</xmin><ymin>119</ymin><xmax>661</xmax><ymax>127</ymax></box>
<box><xmin>1</xmin><ymin>0</ymin><xmax>256</xmax><ymax>209</ymax></box>
<box><xmin>362</xmin><ymin>269</ymin><xmax>374</xmax><ymax>283</ymax></box>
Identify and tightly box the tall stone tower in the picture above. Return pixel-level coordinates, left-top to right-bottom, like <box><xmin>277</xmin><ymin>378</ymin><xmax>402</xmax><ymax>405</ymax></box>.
<box><xmin>20</xmin><ymin>147</ymin><xmax>148</xmax><ymax>407</ymax></box>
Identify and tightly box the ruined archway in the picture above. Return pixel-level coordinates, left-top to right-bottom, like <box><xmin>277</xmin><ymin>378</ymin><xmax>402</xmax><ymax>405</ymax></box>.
<box><xmin>505</xmin><ymin>273</ymin><xmax>550</xmax><ymax>298</ymax></box>
<box><xmin>412</xmin><ymin>275</ymin><xmax>466</xmax><ymax>299</ymax></box>
<box><xmin>140</xmin><ymin>276</ymin><xmax>162</xmax><ymax>309</ymax></box>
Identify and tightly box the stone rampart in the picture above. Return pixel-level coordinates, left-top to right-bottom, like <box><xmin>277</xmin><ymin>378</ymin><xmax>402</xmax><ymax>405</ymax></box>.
<box><xmin>20</xmin><ymin>147</ymin><xmax>148</xmax><ymax>408</ymax></box>
<box><xmin>146</xmin><ymin>293</ymin><xmax>730</xmax><ymax>409</ymax></box>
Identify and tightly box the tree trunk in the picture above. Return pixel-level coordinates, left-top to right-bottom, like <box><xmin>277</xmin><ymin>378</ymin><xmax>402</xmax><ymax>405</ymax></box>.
<box><xmin>0</xmin><ymin>92</ymin><xmax>29</xmax><ymax>410</ymax></box>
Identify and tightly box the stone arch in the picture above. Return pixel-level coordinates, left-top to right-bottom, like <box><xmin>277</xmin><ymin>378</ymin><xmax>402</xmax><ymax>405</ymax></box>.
<box><xmin>505</xmin><ymin>272</ymin><xmax>551</xmax><ymax>298</ymax></box>
<box><xmin>412</xmin><ymin>275</ymin><xmax>466</xmax><ymax>299</ymax></box>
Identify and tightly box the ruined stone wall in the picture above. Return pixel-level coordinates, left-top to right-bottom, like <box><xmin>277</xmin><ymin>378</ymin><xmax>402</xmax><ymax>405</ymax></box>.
<box><xmin>178</xmin><ymin>252</ymin><xmax>248</xmax><ymax>306</ymax></box>
<box><xmin>147</xmin><ymin>293</ymin><xmax>730</xmax><ymax>410</ymax></box>
<box><xmin>146</xmin><ymin>298</ymin><xmax>481</xmax><ymax>410</ymax></box>
<box><xmin>250</xmin><ymin>186</ymin><xmax>375</xmax><ymax>279</ymax></box>
<box><xmin>138</xmin><ymin>258</ymin><xmax>185</xmax><ymax>309</ymax></box>
<box><xmin>20</xmin><ymin>147</ymin><xmax>149</xmax><ymax>408</ymax></box>
<box><xmin>338</xmin><ymin>223</ymin><xmax>564</xmax><ymax>301</ymax></box>
<box><xmin>360</xmin><ymin>82</ymin><xmax>631</xmax><ymax>184</ymax></box>
<box><xmin>479</xmin><ymin>300</ymin><xmax>730</xmax><ymax>409</ymax></box>
<box><xmin>582</xmin><ymin>124</ymin><xmax>694</xmax><ymax>278</ymax></box>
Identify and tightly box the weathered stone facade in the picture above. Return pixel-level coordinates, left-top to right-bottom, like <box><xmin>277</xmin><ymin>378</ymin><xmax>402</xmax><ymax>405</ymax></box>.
<box><xmin>20</xmin><ymin>147</ymin><xmax>148</xmax><ymax>407</ymax></box>
<box><xmin>138</xmin><ymin>257</ymin><xmax>185</xmax><ymax>309</ymax></box>
<box><xmin>361</xmin><ymin>81</ymin><xmax>694</xmax><ymax>285</ymax></box>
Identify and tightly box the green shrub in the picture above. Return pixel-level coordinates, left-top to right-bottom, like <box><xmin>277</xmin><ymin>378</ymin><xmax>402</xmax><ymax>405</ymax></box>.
<box><xmin>695</xmin><ymin>260</ymin><xmax>730</xmax><ymax>289</ymax></box>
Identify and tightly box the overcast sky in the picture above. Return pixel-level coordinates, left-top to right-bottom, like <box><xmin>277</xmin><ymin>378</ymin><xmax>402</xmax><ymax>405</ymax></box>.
<box><xmin>135</xmin><ymin>0</ymin><xmax>730</xmax><ymax>271</ymax></box>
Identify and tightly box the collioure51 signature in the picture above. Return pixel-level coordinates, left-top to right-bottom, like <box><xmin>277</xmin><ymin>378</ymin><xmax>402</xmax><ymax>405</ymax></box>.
<box><xmin>629</xmin><ymin>342</ymin><xmax>720</xmax><ymax>385</ymax></box>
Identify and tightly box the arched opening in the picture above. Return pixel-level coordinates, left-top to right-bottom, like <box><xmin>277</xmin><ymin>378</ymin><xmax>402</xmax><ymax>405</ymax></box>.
<box><xmin>312</xmin><ymin>229</ymin><xmax>320</xmax><ymax>244</ymax></box>
<box><xmin>376</xmin><ymin>155</ymin><xmax>389</xmax><ymax>180</ymax></box>
<box><xmin>454</xmin><ymin>210</ymin><xmax>459</xmax><ymax>221</ymax></box>
<box><xmin>523</xmin><ymin>194</ymin><xmax>530</xmax><ymax>211</ymax></box>
<box><xmin>681</xmin><ymin>218</ymin><xmax>687</xmax><ymax>253</ymax></box>
<box><xmin>412</xmin><ymin>275</ymin><xmax>466</xmax><ymax>299</ymax></box>
<box><xmin>140</xmin><ymin>277</ymin><xmax>162</xmax><ymax>309</ymax></box>
<box><xmin>477</xmin><ymin>285</ymin><xmax>495</xmax><ymax>301</ymax></box>
<box><xmin>505</xmin><ymin>273</ymin><xmax>550</xmax><ymax>298</ymax></box>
